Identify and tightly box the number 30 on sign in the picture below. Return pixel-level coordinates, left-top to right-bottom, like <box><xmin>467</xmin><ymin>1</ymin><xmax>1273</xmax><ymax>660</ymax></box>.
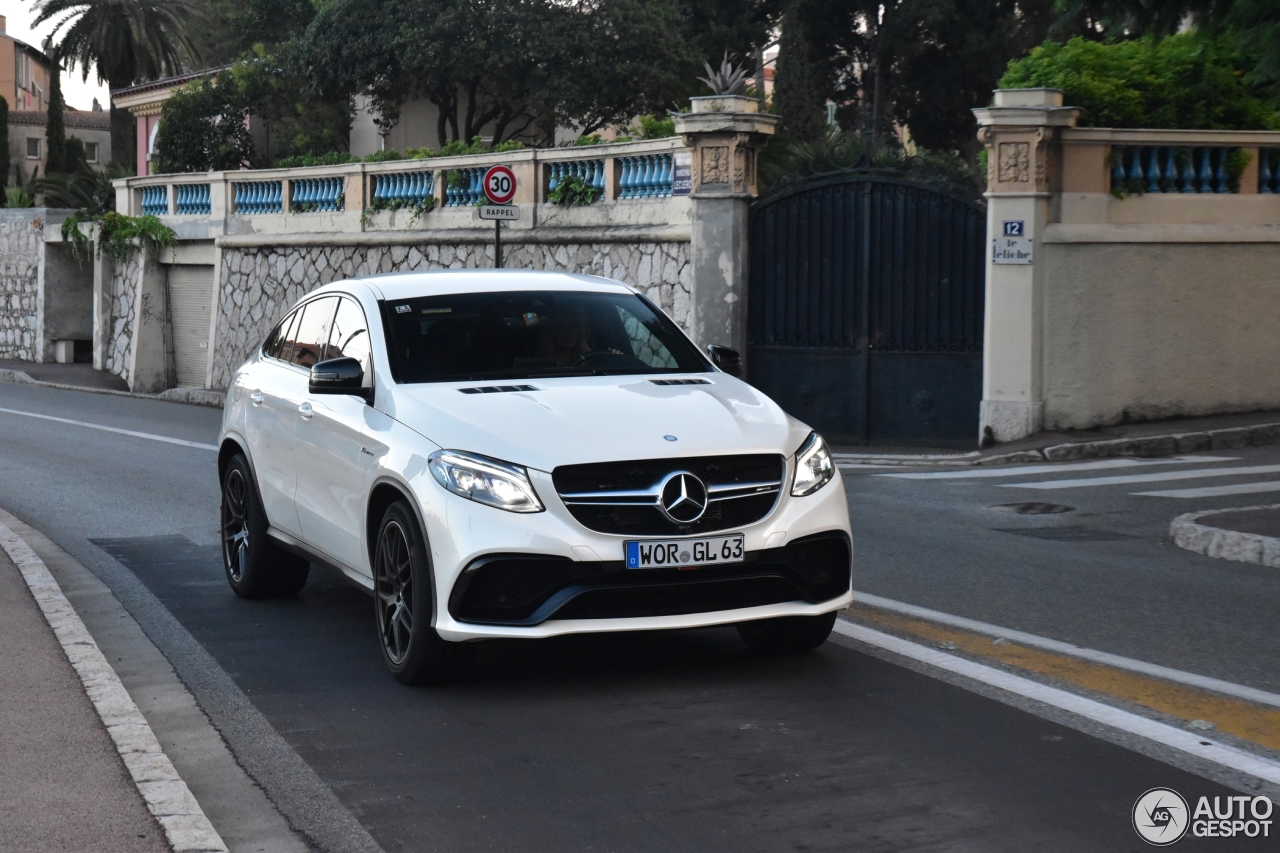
<box><xmin>483</xmin><ymin>165</ymin><xmax>517</xmax><ymax>205</ymax></box>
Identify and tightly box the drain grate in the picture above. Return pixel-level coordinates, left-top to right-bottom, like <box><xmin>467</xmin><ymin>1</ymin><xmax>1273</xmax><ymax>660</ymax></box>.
<box><xmin>990</xmin><ymin>502</ymin><xmax>1075</xmax><ymax>515</ymax></box>
<box><xmin>994</xmin><ymin>526</ymin><xmax>1134</xmax><ymax>542</ymax></box>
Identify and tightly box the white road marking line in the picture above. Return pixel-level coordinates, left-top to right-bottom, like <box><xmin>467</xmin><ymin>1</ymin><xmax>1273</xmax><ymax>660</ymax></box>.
<box><xmin>0</xmin><ymin>406</ymin><xmax>218</xmax><ymax>451</ymax></box>
<box><xmin>1004</xmin><ymin>464</ymin><xmax>1280</xmax><ymax>490</ymax></box>
<box><xmin>851</xmin><ymin>592</ymin><xmax>1280</xmax><ymax>709</ymax></box>
<box><xmin>877</xmin><ymin>456</ymin><xmax>1231</xmax><ymax>480</ymax></box>
<box><xmin>832</xmin><ymin>619</ymin><xmax>1280</xmax><ymax>788</ymax></box>
<box><xmin>0</xmin><ymin>520</ymin><xmax>230</xmax><ymax>853</ymax></box>
<box><xmin>1134</xmin><ymin>481</ymin><xmax>1280</xmax><ymax>499</ymax></box>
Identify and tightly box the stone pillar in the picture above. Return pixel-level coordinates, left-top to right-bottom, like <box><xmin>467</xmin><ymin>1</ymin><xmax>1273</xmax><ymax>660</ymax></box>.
<box><xmin>972</xmin><ymin>89</ymin><xmax>1079</xmax><ymax>443</ymax></box>
<box><xmin>674</xmin><ymin>100</ymin><xmax>777</xmax><ymax>360</ymax></box>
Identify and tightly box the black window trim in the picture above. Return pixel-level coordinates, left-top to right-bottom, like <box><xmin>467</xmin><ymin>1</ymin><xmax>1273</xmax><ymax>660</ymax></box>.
<box><xmin>264</xmin><ymin>293</ymin><xmax>377</xmax><ymax>391</ymax></box>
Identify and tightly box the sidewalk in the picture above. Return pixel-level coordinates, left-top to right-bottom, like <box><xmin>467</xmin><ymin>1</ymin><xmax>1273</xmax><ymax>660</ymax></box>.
<box><xmin>0</xmin><ymin>545</ymin><xmax>172</xmax><ymax>851</ymax></box>
<box><xmin>1171</xmin><ymin>504</ymin><xmax>1280</xmax><ymax>569</ymax></box>
<box><xmin>834</xmin><ymin>407</ymin><xmax>1280</xmax><ymax>466</ymax></box>
<box><xmin>0</xmin><ymin>359</ymin><xmax>224</xmax><ymax>408</ymax></box>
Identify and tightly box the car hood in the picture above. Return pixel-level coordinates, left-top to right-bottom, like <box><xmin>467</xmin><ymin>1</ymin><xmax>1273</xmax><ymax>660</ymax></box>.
<box><xmin>385</xmin><ymin>375</ymin><xmax>811</xmax><ymax>472</ymax></box>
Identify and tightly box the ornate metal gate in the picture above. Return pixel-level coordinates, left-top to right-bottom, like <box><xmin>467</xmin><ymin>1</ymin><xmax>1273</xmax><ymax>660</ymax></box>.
<box><xmin>747</xmin><ymin>173</ymin><xmax>985</xmax><ymax>447</ymax></box>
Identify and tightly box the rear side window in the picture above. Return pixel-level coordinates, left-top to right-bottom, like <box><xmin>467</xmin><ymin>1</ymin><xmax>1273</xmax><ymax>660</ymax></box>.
<box><xmin>264</xmin><ymin>310</ymin><xmax>298</xmax><ymax>360</ymax></box>
<box><xmin>289</xmin><ymin>297</ymin><xmax>339</xmax><ymax>368</ymax></box>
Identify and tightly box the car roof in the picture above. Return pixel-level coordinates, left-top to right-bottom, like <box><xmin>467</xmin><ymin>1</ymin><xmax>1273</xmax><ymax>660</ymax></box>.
<box><xmin>323</xmin><ymin>269</ymin><xmax>637</xmax><ymax>301</ymax></box>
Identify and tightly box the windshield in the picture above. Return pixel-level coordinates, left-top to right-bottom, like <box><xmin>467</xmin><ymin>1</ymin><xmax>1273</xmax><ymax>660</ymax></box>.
<box><xmin>381</xmin><ymin>290</ymin><xmax>712</xmax><ymax>383</ymax></box>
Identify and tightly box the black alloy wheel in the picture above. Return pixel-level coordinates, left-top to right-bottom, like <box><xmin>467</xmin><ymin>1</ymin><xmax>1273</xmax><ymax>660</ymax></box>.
<box><xmin>373</xmin><ymin>500</ymin><xmax>475</xmax><ymax>684</ymax></box>
<box><xmin>220</xmin><ymin>453</ymin><xmax>310</xmax><ymax>598</ymax></box>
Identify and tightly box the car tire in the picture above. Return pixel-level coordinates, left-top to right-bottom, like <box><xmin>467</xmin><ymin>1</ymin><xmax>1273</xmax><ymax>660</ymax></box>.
<box><xmin>220</xmin><ymin>453</ymin><xmax>310</xmax><ymax>598</ymax></box>
<box><xmin>373</xmin><ymin>499</ymin><xmax>474</xmax><ymax>685</ymax></box>
<box><xmin>736</xmin><ymin>612</ymin><xmax>837</xmax><ymax>654</ymax></box>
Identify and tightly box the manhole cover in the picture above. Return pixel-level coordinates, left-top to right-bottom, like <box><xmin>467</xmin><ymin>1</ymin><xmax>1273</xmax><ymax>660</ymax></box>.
<box><xmin>994</xmin><ymin>527</ymin><xmax>1133</xmax><ymax>542</ymax></box>
<box><xmin>990</xmin><ymin>502</ymin><xmax>1074</xmax><ymax>515</ymax></box>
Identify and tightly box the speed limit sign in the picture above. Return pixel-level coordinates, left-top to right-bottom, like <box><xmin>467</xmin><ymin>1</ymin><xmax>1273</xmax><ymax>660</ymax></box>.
<box><xmin>483</xmin><ymin>165</ymin><xmax>517</xmax><ymax>205</ymax></box>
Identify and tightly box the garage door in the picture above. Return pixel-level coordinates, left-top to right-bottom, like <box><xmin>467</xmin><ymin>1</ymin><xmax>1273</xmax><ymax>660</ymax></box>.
<box><xmin>166</xmin><ymin>265</ymin><xmax>214</xmax><ymax>388</ymax></box>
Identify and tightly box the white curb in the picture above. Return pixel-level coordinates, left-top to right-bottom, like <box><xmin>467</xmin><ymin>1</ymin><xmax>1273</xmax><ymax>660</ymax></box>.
<box><xmin>0</xmin><ymin>520</ymin><xmax>229</xmax><ymax>853</ymax></box>
<box><xmin>1170</xmin><ymin>503</ymin><xmax>1280</xmax><ymax>568</ymax></box>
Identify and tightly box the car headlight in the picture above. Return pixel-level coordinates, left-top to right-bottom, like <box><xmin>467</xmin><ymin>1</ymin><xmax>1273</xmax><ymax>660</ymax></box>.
<box><xmin>791</xmin><ymin>432</ymin><xmax>834</xmax><ymax>496</ymax></box>
<box><xmin>428</xmin><ymin>450</ymin><xmax>544</xmax><ymax>513</ymax></box>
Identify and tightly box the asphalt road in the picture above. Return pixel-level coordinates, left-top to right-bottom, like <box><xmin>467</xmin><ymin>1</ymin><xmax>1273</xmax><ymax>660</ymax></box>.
<box><xmin>0</xmin><ymin>381</ymin><xmax>1273</xmax><ymax>852</ymax></box>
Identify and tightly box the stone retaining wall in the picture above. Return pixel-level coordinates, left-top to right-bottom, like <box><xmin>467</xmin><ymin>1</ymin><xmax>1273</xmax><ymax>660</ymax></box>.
<box><xmin>0</xmin><ymin>217</ymin><xmax>43</xmax><ymax>360</ymax></box>
<box><xmin>106</xmin><ymin>254</ymin><xmax>140</xmax><ymax>384</ymax></box>
<box><xmin>213</xmin><ymin>241</ymin><xmax>692</xmax><ymax>388</ymax></box>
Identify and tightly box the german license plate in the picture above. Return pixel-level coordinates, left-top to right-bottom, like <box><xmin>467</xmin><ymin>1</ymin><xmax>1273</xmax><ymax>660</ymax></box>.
<box><xmin>625</xmin><ymin>535</ymin><xmax>744</xmax><ymax>569</ymax></box>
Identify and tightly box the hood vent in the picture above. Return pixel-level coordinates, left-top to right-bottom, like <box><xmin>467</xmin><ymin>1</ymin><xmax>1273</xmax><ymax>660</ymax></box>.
<box><xmin>649</xmin><ymin>378</ymin><xmax>711</xmax><ymax>386</ymax></box>
<box><xmin>458</xmin><ymin>384</ymin><xmax>538</xmax><ymax>394</ymax></box>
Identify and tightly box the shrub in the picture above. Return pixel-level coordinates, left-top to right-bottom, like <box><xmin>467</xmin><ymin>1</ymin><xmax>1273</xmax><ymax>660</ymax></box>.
<box><xmin>276</xmin><ymin>151</ymin><xmax>358</xmax><ymax>168</ymax></box>
<box><xmin>999</xmin><ymin>34</ymin><xmax>1280</xmax><ymax>129</ymax></box>
<box><xmin>154</xmin><ymin>73</ymin><xmax>257</xmax><ymax>172</ymax></box>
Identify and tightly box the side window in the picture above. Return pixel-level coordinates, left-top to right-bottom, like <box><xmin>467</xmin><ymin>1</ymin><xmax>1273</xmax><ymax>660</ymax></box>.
<box><xmin>289</xmin><ymin>297</ymin><xmax>339</xmax><ymax>369</ymax></box>
<box><xmin>263</xmin><ymin>311</ymin><xmax>296</xmax><ymax>360</ymax></box>
<box><xmin>328</xmin><ymin>297</ymin><xmax>372</xmax><ymax>377</ymax></box>
<box><xmin>278</xmin><ymin>306</ymin><xmax>306</xmax><ymax>363</ymax></box>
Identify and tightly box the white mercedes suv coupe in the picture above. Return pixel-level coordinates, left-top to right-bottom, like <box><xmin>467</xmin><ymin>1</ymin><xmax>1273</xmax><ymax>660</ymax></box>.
<box><xmin>219</xmin><ymin>270</ymin><xmax>853</xmax><ymax>683</ymax></box>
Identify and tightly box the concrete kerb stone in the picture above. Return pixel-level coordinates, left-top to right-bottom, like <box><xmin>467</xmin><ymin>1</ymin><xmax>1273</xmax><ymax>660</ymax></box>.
<box><xmin>0</xmin><ymin>520</ymin><xmax>230</xmax><ymax>853</ymax></box>
<box><xmin>0</xmin><ymin>368</ymin><xmax>226</xmax><ymax>409</ymax></box>
<box><xmin>1170</xmin><ymin>504</ymin><xmax>1280</xmax><ymax>569</ymax></box>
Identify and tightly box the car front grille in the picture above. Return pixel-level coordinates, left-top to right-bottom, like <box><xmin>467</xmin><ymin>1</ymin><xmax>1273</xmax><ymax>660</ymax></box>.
<box><xmin>448</xmin><ymin>532</ymin><xmax>851</xmax><ymax>626</ymax></box>
<box><xmin>551</xmin><ymin>454</ymin><xmax>785</xmax><ymax>536</ymax></box>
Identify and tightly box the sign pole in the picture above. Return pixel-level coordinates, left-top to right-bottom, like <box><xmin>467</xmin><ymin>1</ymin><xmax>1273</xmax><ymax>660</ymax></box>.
<box><xmin>495</xmin><ymin>219</ymin><xmax>502</xmax><ymax>268</ymax></box>
<box><xmin>481</xmin><ymin>164</ymin><xmax>517</xmax><ymax>270</ymax></box>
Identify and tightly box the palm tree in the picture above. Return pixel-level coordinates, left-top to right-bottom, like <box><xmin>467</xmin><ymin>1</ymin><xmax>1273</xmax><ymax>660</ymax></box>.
<box><xmin>32</xmin><ymin>0</ymin><xmax>205</xmax><ymax>168</ymax></box>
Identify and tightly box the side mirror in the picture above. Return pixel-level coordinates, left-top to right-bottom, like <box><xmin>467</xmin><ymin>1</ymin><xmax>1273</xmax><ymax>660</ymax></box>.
<box><xmin>706</xmin><ymin>345</ymin><xmax>741</xmax><ymax>378</ymax></box>
<box><xmin>310</xmin><ymin>357</ymin><xmax>371</xmax><ymax>402</ymax></box>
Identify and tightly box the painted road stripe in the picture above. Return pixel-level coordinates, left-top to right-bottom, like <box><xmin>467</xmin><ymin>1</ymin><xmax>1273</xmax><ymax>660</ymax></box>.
<box><xmin>853</xmin><ymin>592</ymin><xmax>1280</xmax><ymax>709</ymax></box>
<box><xmin>832</xmin><ymin>619</ymin><xmax>1280</xmax><ymax>788</ymax></box>
<box><xmin>1135</xmin><ymin>481</ymin><xmax>1280</xmax><ymax>499</ymax></box>
<box><xmin>0</xmin><ymin>406</ymin><xmax>218</xmax><ymax>451</ymax></box>
<box><xmin>1005</xmin><ymin>463</ymin><xmax>1280</xmax><ymax>490</ymax></box>
<box><xmin>877</xmin><ymin>456</ymin><xmax>1231</xmax><ymax>480</ymax></box>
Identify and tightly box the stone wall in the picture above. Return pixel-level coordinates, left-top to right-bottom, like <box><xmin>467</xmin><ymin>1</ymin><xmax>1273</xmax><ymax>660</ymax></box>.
<box><xmin>212</xmin><ymin>241</ymin><xmax>692</xmax><ymax>388</ymax></box>
<box><xmin>105</xmin><ymin>253</ymin><xmax>140</xmax><ymax>384</ymax></box>
<box><xmin>0</xmin><ymin>215</ymin><xmax>43</xmax><ymax>360</ymax></box>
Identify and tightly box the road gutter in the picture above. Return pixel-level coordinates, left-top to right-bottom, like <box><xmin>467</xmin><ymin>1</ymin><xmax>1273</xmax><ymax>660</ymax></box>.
<box><xmin>0</xmin><ymin>519</ymin><xmax>229</xmax><ymax>853</ymax></box>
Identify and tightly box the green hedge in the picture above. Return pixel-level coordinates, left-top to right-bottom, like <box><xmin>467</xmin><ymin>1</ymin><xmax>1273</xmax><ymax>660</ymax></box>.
<box><xmin>999</xmin><ymin>34</ymin><xmax>1280</xmax><ymax>129</ymax></box>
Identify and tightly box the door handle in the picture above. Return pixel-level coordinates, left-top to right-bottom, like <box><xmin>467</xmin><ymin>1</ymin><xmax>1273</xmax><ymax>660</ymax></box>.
<box><xmin>298</xmin><ymin>402</ymin><xmax>313</xmax><ymax>420</ymax></box>
<box><xmin>249</xmin><ymin>391</ymin><xmax>264</xmax><ymax>406</ymax></box>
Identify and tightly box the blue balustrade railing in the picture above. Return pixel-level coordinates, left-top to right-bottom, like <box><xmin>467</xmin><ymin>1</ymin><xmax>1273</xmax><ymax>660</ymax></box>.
<box><xmin>1110</xmin><ymin>146</ymin><xmax>1241</xmax><ymax>194</ymax></box>
<box><xmin>547</xmin><ymin>159</ymin><xmax>605</xmax><ymax>202</ymax></box>
<box><xmin>444</xmin><ymin>168</ymin><xmax>485</xmax><ymax>206</ymax></box>
<box><xmin>1259</xmin><ymin>148</ymin><xmax>1280</xmax><ymax>194</ymax></box>
<box><xmin>372</xmin><ymin>171</ymin><xmax>435</xmax><ymax>207</ymax></box>
<box><xmin>290</xmin><ymin>176</ymin><xmax>345</xmax><ymax>212</ymax></box>
<box><xmin>140</xmin><ymin>186</ymin><xmax>168</xmax><ymax>216</ymax></box>
<box><xmin>234</xmin><ymin>181</ymin><xmax>284</xmax><ymax>214</ymax></box>
<box><xmin>174</xmin><ymin>184</ymin><xmax>211</xmax><ymax>216</ymax></box>
<box><xmin>618</xmin><ymin>153</ymin><xmax>673</xmax><ymax>199</ymax></box>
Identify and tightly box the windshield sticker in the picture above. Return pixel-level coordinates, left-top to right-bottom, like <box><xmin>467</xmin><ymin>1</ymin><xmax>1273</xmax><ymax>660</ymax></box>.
<box><xmin>523</xmin><ymin>312</ymin><xmax>539</xmax><ymax>326</ymax></box>
<box><xmin>422</xmin><ymin>307</ymin><xmax>452</xmax><ymax>314</ymax></box>
<box><xmin>394</xmin><ymin>304</ymin><xmax>411</xmax><ymax>314</ymax></box>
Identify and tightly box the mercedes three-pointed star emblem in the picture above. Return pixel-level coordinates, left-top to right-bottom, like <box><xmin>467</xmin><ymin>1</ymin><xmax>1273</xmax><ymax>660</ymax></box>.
<box><xmin>658</xmin><ymin>471</ymin><xmax>709</xmax><ymax>524</ymax></box>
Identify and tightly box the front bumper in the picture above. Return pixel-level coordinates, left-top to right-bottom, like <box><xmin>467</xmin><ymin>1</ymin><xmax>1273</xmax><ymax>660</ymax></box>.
<box><xmin>418</xmin><ymin>465</ymin><xmax>854</xmax><ymax>642</ymax></box>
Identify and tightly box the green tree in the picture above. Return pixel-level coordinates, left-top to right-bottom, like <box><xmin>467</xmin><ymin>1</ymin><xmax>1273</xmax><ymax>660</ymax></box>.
<box><xmin>45</xmin><ymin>60</ymin><xmax>69</xmax><ymax>174</ymax></box>
<box><xmin>999</xmin><ymin>34</ymin><xmax>1279</xmax><ymax>128</ymax></box>
<box><xmin>295</xmin><ymin>0</ymin><xmax>699</xmax><ymax>147</ymax></box>
<box><xmin>0</xmin><ymin>96</ymin><xmax>9</xmax><ymax>198</ymax></box>
<box><xmin>153</xmin><ymin>73</ymin><xmax>256</xmax><ymax>172</ymax></box>
<box><xmin>773</xmin><ymin>0</ymin><xmax>827</xmax><ymax>141</ymax></box>
<box><xmin>32</xmin><ymin>0</ymin><xmax>205</xmax><ymax>168</ymax></box>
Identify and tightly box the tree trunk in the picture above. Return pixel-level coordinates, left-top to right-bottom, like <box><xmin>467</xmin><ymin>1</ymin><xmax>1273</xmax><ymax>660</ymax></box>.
<box><xmin>109</xmin><ymin>73</ymin><xmax>137</xmax><ymax>171</ymax></box>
